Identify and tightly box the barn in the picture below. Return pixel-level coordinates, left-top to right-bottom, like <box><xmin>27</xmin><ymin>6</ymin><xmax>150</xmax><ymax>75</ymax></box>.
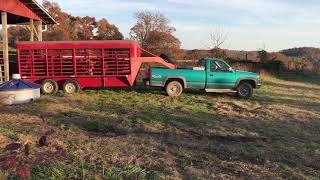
<box><xmin>0</xmin><ymin>0</ymin><xmax>56</xmax><ymax>83</ymax></box>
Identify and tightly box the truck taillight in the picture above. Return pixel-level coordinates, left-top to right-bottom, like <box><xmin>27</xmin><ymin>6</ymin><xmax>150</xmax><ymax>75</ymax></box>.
<box><xmin>146</xmin><ymin>69</ymin><xmax>151</xmax><ymax>79</ymax></box>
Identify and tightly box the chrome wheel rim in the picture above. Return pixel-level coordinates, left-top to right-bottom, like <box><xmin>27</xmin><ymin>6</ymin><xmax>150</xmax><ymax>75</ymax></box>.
<box><xmin>169</xmin><ymin>84</ymin><xmax>181</xmax><ymax>96</ymax></box>
<box><xmin>43</xmin><ymin>82</ymin><xmax>54</xmax><ymax>93</ymax></box>
<box><xmin>65</xmin><ymin>83</ymin><xmax>76</xmax><ymax>94</ymax></box>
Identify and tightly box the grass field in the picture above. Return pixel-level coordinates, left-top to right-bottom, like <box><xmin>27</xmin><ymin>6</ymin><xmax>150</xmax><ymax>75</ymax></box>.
<box><xmin>0</xmin><ymin>73</ymin><xmax>320</xmax><ymax>179</ymax></box>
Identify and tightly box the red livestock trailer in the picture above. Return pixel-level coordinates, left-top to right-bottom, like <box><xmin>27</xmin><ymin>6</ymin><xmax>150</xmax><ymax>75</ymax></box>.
<box><xmin>17</xmin><ymin>40</ymin><xmax>176</xmax><ymax>94</ymax></box>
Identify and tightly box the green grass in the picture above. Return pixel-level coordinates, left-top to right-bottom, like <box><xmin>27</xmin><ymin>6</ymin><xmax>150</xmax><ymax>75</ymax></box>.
<box><xmin>28</xmin><ymin>162</ymin><xmax>164</xmax><ymax>180</ymax></box>
<box><xmin>0</xmin><ymin>73</ymin><xmax>320</xmax><ymax>179</ymax></box>
<box><xmin>0</xmin><ymin>127</ymin><xmax>19</xmax><ymax>141</ymax></box>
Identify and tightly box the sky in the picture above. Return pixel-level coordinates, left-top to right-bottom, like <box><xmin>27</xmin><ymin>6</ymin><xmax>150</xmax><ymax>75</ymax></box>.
<box><xmin>38</xmin><ymin>0</ymin><xmax>320</xmax><ymax>51</ymax></box>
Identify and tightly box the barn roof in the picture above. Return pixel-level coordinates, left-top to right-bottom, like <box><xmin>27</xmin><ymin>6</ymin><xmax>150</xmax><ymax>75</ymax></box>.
<box><xmin>21</xmin><ymin>0</ymin><xmax>56</xmax><ymax>24</ymax></box>
<box><xmin>0</xmin><ymin>0</ymin><xmax>56</xmax><ymax>25</ymax></box>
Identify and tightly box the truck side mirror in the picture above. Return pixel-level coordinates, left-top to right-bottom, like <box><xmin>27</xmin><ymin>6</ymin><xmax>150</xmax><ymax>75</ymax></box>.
<box><xmin>228</xmin><ymin>67</ymin><xmax>233</xmax><ymax>72</ymax></box>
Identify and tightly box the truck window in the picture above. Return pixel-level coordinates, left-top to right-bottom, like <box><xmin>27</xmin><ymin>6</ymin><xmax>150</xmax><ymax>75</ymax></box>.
<box><xmin>197</xmin><ymin>58</ymin><xmax>206</xmax><ymax>67</ymax></box>
<box><xmin>211</xmin><ymin>61</ymin><xmax>230</xmax><ymax>72</ymax></box>
<box><xmin>210</xmin><ymin>61</ymin><xmax>219</xmax><ymax>72</ymax></box>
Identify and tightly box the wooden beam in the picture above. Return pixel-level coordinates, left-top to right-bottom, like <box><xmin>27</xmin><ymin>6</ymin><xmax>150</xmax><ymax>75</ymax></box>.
<box><xmin>37</xmin><ymin>20</ymin><xmax>43</xmax><ymax>41</ymax></box>
<box><xmin>32</xmin><ymin>23</ymin><xmax>39</xmax><ymax>39</ymax></box>
<box><xmin>30</xmin><ymin>19</ymin><xmax>34</xmax><ymax>41</ymax></box>
<box><xmin>1</xmin><ymin>12</ymin><xmax>9</xmax><ymax>82</ymax></box>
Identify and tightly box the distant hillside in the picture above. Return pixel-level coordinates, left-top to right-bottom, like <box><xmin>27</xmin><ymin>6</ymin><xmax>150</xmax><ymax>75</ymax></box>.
<box><xmin>280</xmin><ymin>47</ymin><xmax>320</xmax><ymax>63</ymax></box>
<box><xmin>181</xmin><ymin>47</ymin><xmax>320</xmax><ymax>73</ymax></box>
<box><xmin>184</xmin><ymin>47</ymin><xmax>319</xmax><ymax>60</ymax></box>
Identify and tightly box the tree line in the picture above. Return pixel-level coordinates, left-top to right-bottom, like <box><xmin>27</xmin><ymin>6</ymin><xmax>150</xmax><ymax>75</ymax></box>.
<box><xmin>9</xmin><ymin>0</ymin><xmax>123</xmax><ymax>43</ymax></box>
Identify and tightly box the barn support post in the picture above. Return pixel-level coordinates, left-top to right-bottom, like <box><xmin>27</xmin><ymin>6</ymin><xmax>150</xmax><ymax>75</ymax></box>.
<box><xmin>30</xmin><ymin>19</ymin><xmax>34</xmax><ymax>41</ymax></box>
<box><xmin>1</xmin><ymin>12</ymin><xmax>9</xmax><ymax>82</ymax></box>
<box><xmin>36</xmin><ymin>20</ymin><xmax>43</xmax><ymax>41</ymax></box>
<box><xmin>30</xmin><ymin>19</ymin><xmax>42</xmax><ymax>41</ymax></box>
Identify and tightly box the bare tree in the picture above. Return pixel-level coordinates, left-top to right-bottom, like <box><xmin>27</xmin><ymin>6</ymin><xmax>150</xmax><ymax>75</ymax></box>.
<box><xmin>209</xmin><ymin>27</ymin><xmax>229</xmax><ymax>49</ymax></box>
<box><xmin>209</xmin><ymin>27</ymin><xmax>229</xmax><ymax>58</ymax></box>
<box><xmin>257</xmin><ymin>42</ymin><xmax>270</xmax><ymax>62</ymax></box>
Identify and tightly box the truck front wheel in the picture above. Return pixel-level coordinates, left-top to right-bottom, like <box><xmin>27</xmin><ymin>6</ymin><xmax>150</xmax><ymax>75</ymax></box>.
<box><xmin>237</xmin><ymin>82</ymin><xmax>253</xmax><ymax>99</ymax></box>
<box><xmin>166</xmin><ymin>81</ymin><xmax>183</xmax><ymax>97</ymax></box>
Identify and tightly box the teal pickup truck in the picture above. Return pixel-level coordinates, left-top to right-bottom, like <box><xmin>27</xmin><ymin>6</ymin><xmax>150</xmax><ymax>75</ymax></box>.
<box><xmin>144</xmin><ymin>58</ymin><xmax>261</xmax><ymax>98</ymax></box>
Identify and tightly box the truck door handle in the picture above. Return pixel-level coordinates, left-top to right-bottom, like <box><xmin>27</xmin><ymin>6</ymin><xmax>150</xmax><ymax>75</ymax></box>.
<box><xmin>210</xmin><ymin>74</ymin><xmax>214</xmax><ymax>77</ymax></box>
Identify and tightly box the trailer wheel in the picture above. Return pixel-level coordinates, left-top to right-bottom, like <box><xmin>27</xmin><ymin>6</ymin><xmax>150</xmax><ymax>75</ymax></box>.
<box><xmin>166</xmin><ymin>81</ymin><xmax>183</xmax><ymax>97</ymax></box>
<box><xmin>41</xmin><ymin>79</ymin><xmax>58</xmax><ymax>95</ymax></box>
<box><xmin>63</xmin><ymin>80</ymin><xmax>81</xmax><ymax>94</ymax></box>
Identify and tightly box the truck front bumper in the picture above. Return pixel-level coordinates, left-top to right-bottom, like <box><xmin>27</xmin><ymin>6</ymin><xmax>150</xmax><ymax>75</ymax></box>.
<box><xmin>256</xmin><ymin>81</ymin><xmax>262</xmax><ymax>88</ymax></box>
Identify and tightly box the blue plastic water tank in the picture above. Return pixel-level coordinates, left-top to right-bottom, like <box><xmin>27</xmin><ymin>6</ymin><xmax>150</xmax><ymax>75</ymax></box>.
<box><xmin>0</xmin><ymin>79</ymin><xmax>40</xmax><ymax>91</ymax></box>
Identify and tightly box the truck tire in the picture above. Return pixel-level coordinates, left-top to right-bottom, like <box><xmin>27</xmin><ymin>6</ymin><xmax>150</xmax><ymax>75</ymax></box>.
<box><xmin>237</xmin><ymin>82</ymin><xmax>253</xmax><ymax>99</ymax></box>
<box><xmin>166</xmin><ymin>81</ymin><xmax>183</xmax><ymax>97</ymax></box>
<box><xmin>41</xmin><ymin>79</ymin><xmax>58</xmax><ymax>95</ymax></box>
<box><xmin>63</xmin><ymin>80</ymin><xmax>81</xmax><ymax>94</ymax></box>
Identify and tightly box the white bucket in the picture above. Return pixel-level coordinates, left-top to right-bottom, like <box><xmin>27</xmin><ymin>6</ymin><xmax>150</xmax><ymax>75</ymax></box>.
<box><xmin>12</xmin><ymin>74</ymin><xmax>21</xmax><ymax>80</ymax></box>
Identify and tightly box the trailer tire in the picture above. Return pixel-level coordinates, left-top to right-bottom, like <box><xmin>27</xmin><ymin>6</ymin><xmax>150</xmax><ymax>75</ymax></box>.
<box><xmin>63</xmin><ymin>80</ymin><xmax>81</xmax><ymax>94</ymax></box>
<box><xmin>166</xmin><ymin>81</ymin><xmax>183</xmax><ymax>97</ymax></box>
<box><xmin>41</xmin><ymin>79</ymin><xmax>59</xmax><ymax>95</ymax></box>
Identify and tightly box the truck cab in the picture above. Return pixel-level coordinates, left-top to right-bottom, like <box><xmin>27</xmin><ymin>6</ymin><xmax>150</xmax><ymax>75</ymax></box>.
<box><xmin>145</xmin><ymin>58</ymin><xmax>262</xmax><ymax>98</ymax></box>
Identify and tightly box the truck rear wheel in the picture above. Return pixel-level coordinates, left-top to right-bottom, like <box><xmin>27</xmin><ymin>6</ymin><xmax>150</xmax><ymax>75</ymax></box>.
<box><xmin>41</xmin><ymin>79</ymin><xmax>58</xmax><ymax>95</ymax></box>
<box><xmin>63</xmin><ymin>80</ymin><xmax>81</xmax><ymax>94</ymax></box>
<box><xmin>237</xmin><ymin>82</ymin><xmax>253</xmax><ymax>99</ymax></box>
<box><xmin>166</xmin><ymin>81</ymin><xmax>183</xmax><ymax>97</ymax></box>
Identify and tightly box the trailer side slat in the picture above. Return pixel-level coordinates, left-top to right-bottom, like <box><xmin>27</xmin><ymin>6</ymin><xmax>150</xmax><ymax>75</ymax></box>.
<box><xmin>19</xmin><ymin>46</ymin><xmax>131</xmax><ymax>79</ymax></box>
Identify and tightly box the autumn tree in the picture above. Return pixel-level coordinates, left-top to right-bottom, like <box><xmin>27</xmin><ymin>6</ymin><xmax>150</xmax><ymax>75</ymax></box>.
<box><xmin>8</xmin><ymin>26</ymin><xmax>30</xmax><ymax>47</ymax></box>
<box><xmin>130</xmin><ymin>11</ymin><xmax>181</xmax><ymax>59</ymax></box>
<box><xmin>75</xmin><ymin>16</ymin><xmax>96</xmax><ymax>40</ymax></box>
<box><xmin>43</xmin><ymin>1</ymin><xmax>123</xmax><ymax>41</ymax></box>
<box><xmin>95</xmin><ymin>18</ymin><xmax>123</xmax><ymax>40</ymax></box>
<box><xmin>5</xmin><ymin>0</ymin><xmax>125</xmax><ymax>45</ymax></box>
<box><xmin>44</xmin><ymin>1</ymin><xmax>96</xmax><ymax>40</ymax></box>
<box><xmin>42</xmin><ymin>0</ymin><xmax>78</xmax><ymax>40</ymax></box>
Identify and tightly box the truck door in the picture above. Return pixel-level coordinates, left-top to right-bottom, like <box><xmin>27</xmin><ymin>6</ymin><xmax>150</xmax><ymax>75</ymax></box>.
<box><xmin>206</xmin><ymin>60</ymin><xmax>236</xmax><ymax>89</ymax></box>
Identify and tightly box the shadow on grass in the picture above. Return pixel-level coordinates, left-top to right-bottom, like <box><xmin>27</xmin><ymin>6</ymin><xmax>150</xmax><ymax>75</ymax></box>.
<box><xmin>254</xmin><ymin>90</ymin><xmax>320</xmax><ymax>107</ymax></box>
<box><xmin>275</xmin><ymin>73</ymin><xmax>320</xmax><ymax>86</ymax></box>
<box><xmin>264</xmin><ymin>80</ymin><xmax>320</xmax><ymax>91</ymax></box>
<box><xmin>85</xmin><ymin>85</ymin><xmax>239</xmax><ymax>101</ymax></box>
